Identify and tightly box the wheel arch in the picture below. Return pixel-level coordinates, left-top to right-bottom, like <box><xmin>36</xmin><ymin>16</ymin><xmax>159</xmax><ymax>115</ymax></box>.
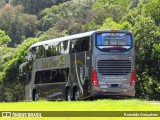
<box><xmin>65</xmin><ymin>84</ymin><xmax>72</xmax><ymax>100</ymax></box>
<box><xmin>72</xmin><ymin>83</ymin><xmax>80</xmax><ymax>100</ymax></box>
<box><xmin>32</xmin><ymin>88</ymin><xmax>37</xmax><ymax>101</ymax></box>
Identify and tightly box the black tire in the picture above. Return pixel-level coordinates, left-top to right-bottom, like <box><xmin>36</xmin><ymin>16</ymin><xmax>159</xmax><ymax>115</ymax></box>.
<box><xmin>66</xmin><ymin>89</ymin><xmax>72</xmax><ymax>101</ymax></box>
<box><xmin>33</xmin><ymin>90</ymin><xmax>39</xmax><ymax>101</ymax></box>
<box><xmin>73</xmin><ymin>89</ymin><xmax>80</xmax><ymax>101</ymax></box>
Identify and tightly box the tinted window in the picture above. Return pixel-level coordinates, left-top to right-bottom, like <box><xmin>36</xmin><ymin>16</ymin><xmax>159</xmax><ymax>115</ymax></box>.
<box><xmin>70</xmin><ymin>36</ymin><xmax>90</xmax><ymax>53</ymax></box>
<box><xmin>61</xmin><ymin>41</ymin><xmax>69</xmax><ymax>54</ymax></box>
<box><xmin>35</xmin><ymin>68</ymin><xmax>69</xmax><ymax>84</ymax></box>
<box><xmin>96</xmin><ymin>32</ymin><xmax>133</xmax><ymax>52</ymax></box>
<box><xmin>46</xmin><ymin>46</ymin><xmax>52</xmax><ymax>57</ymax></box>
<box><xmin>97</xmin><ymin>33</ymin><xmax>132</xmax><ymax>46</ymax></box>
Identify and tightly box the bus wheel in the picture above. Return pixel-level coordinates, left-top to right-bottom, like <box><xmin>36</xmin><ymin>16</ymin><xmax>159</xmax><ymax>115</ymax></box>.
<box><xmin>66</xmin><ymin>89</ymin><xmax>72</xmax><ymax>101</ymax></box>
<box><xmin>74</xmin><ymin>90</ymin><xmax>80</xmax><ymax>101</ymax></box>
<box><xmin>33</xmin><ymin>90</ymin><xmax>39</xmax><ymax>101</ymax></box>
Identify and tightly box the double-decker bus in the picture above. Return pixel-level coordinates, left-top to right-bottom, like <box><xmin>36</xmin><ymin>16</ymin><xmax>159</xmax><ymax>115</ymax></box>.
<box><xmin>19</xmin><ymin>30</ymin><xmax>136</xmax><ymax>101</ymax></box>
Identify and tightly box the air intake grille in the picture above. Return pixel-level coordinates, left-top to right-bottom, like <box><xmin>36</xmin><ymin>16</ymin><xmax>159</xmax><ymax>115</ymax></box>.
<box><xmin>97</xmin><ymin>60</ymin><xmax>131</xmax><ymax>75</ymax></box>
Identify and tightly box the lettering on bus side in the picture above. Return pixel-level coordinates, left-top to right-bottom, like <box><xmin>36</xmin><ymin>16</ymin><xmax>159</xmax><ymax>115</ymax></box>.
<box><xmin>42</xmin><ymin>60</ymin><xmax>49</xmax><ymax>68</ymax></box>
<box><xmin>50</xmin><ymin>59</ymin><xmax>59</xmax><ymax>68</ymax></box>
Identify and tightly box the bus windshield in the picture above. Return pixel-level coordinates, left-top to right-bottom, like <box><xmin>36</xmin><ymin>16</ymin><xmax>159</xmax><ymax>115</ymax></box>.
<box><xmin>96</xmin><ymin>32</ymin><xmax>132</xmax><ymax>52</ymax></box>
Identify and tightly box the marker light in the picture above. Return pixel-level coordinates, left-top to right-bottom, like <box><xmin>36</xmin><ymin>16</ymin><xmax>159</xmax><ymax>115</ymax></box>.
<box><xmin>92</xmin><ymin>70</ymin><xmax>99</xmax><ymax>87</ymax></box>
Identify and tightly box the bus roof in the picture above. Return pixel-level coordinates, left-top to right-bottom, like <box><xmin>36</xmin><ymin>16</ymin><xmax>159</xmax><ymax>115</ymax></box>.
<box><xmin>29</xmin><ymin>31</ymin><xmax>96</xmax><ymax>49</ymax></box>
<box><xmin>29</xmin><ymin>30</ymin><xmax>131</xmax><ymax>50</ymax></box>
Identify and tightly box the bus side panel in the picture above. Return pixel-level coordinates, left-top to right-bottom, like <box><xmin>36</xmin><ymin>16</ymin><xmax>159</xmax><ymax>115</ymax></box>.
<box><xmin>25</xmin><ymin>71</ymin><xmax>36</xmax><ymax>101</ymax></box>
<box><xmin>69</xmin><ymin>51</ymin><xmax>92</xmax><ymax>99</ymax></box>
<box><xmin>41</xmin><ymin>83</ymin><xmax>65</xmax><ymax>100</ymax></box>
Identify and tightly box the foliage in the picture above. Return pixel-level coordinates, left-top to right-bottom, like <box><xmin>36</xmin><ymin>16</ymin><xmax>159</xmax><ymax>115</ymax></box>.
<box><xmin>39</xmin><ymin>0</ymin><xmax>95</xmax><ymax>32</ymax></box>
<box><xmin>0</xmin><ymin>38</ymin><xmax>39</xmax><ymax>101</ymax></box>
<box><xmin>0</xmin><ymin>38</ymin><xmax>39</xmax><ymax>82</ymax></box>
<box><xmin>38</xmin><ymin>27</ymin><xmax>67</xmax><ymax>41</ymax></box>
<box><xmin>125</xmin><ymin>3</ymin><xmax>160</xmax><ymax>100</ymax></box>
<box><xmin>0</xmin><ymin>4</ymin><xmax>38</xmax><ymax>47</ymax></box>
<box><xmin>145</xmin><ymin>0</ymin><xmax>160</xmax><ymax>25</ymax></box>
<box><xmin>93</xmin><ymin>0</ymin><xmax>131</xmax><ymax>9</ymax></box>
<box><xmin>100</xmin><ymin>18</ymin><xmax>131</xmax><ymax>30</ymax></box>
<box><xmin>0</xmin><ymin>81</ymin><xmax>24</xmax><ymax>102</ymax></box>
<box><xmin>9</xmin><ymin>0</ymin><xmax>70</xmax><ymax>15</ymax></box>
<box><xmin>0</xmin><ymin>29</ymin><xmax>12</xmax><ymax>72</ymax></box>
<box><xmin>93</xmin><ymin>0</ymin><xmax>131</xmax><ymax>22</ymax></box>
<box><xmin>0</xmin><ymin>45</ymin><xmax>13</xmax><ymax>72</ymax></box>
<box><xmin>0</xmin><ymin>29</ymin><xmax>11</xmax><ymax>45</ymax></box>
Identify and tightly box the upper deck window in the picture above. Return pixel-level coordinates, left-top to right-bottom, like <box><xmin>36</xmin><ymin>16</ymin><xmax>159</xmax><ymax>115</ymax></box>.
<box><xmin>70</xmin><ymin>36</ymin><xmax>90</xmax><ymax>53</ymax></box>
<box><xmin>96</xmin><ymin>32</ymin><xmax>133</xmax><ymax>52</ymax></box>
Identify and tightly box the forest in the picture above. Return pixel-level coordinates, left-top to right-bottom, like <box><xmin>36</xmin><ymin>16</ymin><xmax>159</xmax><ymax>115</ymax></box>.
<box><xmin>0</xmin><ymin>0</ymin><xmax>160</xmax><ymax>101</ymax></box>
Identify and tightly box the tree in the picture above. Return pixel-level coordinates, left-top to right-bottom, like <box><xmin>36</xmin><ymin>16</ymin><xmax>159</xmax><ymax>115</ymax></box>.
<box><xmin>145</xmin><ymin>0</ymin><xmax>160</xmax><ymax>25</ymax></box>
<box><xmin>99</xmin><ymin>18</ymin><xmax>131</xmax><ymax>30</ymax></box>
<box><xmin>10</xmin><ymin>0</ymin><xmax>70</xmax><ymax>15</ymax></box>
<box><xmin>0</xmin><ymin>4</ymin><xmax>37</xmax><ymax>47</ymax></box>
<box><xmin>90</xmin><ymin>0</ymin><xmax>131</xmax><ymax>25</ymax></box>
<box><xmin>130</xmin><ymin>11</ymin><xmax>160</xmax><ymax>99</ymax></box>
<box><xmin>0</xmin><ymin>38</ymin><xmax>39</xmax><ymax>101</ymax></box>
<box><xmin>0</xmin><ymin>29</ymin><xmax>12</xmax><ymax>72</ymax></box>
<box><xmin>0</xmin><ymin>29</ymin><xmax>11</xmax><ymax>45</ymax></box>
<box><xmin>38</xmin><ymin>27</ymin><xmax>67</xmax><ymax>41</ymax></box>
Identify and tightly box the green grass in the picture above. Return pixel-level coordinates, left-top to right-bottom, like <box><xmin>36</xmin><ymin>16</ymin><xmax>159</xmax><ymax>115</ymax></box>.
<box><xmin>0</xmin><ymin>99</ymin><xmax>160</xmax><ymax>120</ymax></box>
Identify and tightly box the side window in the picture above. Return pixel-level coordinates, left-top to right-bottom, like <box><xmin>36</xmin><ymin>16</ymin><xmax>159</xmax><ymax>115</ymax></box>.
<box><xmin>41</xmin><ymin>45</ymin><xmax>46</xmax><ymax>58</ymax></box>
<box><xmin>51</xmin><ymin>43</ymin><xmax>57</xmax><ymax>56</ymax></box>
<box><xmin>61</xmin><ymin>41</ymin><xmax>69</xmax><ymax>54</ymax></box>
<box><xmin>35</xmin><ymin>70</ymin><xmax>51</xmax><ymax>84</ymax></box>
<box><xmin>42</xmin><ymin>70</ymin><xmax>51</xmax><ymax>83</ymax></box>
<box><xmin>70</xmin><ymin>39</ymin><xmax>81</xmax><ymax>53</ymax></box>
<box><xmin>70</xmin><ymin>39</ymin><xmax>77</xmax><ymax>53</ymax></box>
<box><xmin>36</xmin><ymin>46</ymin><xmax>42</xmax><ymax>58</ymax></box>
<box><xmin>26</xmin><ymin>64</ymin><xmax>32</xmax><ymax>85</ymax></box>
<box><xmin>70</xmin><ymin>36</ymin><xmax>90</xmax><ymax>53</ymax></box>
<box><xmin>81</xmin><ymin>37</ymin><xmax>90</xmax><ymax>51</ymax></box>
<box><xmin>51</xmin><ymin>69</ymin><xmax>61</xmax><ymax>83</ymax></box>
<box><xmin>46</xmin><ymin>46</ymin><xmax>52</xmax><ymax>57</ymax></box>
<box><xmin>50</xmin><ymin>68</ymin><xmax>69</xmax><ymax>83</ymax></box>
<box><xmin>36</xmin><ymin>46</ymin><xmax>43</xmax><ymax>59</ymax></box>
<box><xmin>29</xmin><ymin>47</ymin><xmax>36</xmax><ymax>60</ymax></box>
<box><xmin>35</xmin><ymin>68</ymin><xmax>69</xmax><ymax>84</ymax></box>
<box><xmin>61</xmin><ymin>68</ymin><xmax>69</xmax><ymax>82</ymax></box>
<box><xmin>36</xmin><ymin>47</ymin><xmax>40</xmax><ymax>59</ymax></box>
<box><xmin>35</xmin><ymin>71</ymin><xmax>43</xmax><ymax>84</ymax></box>
<box><xmin>53</xmin><ymin>42</ymin><xmax>60</xmax><ymax>55</ymax></box>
